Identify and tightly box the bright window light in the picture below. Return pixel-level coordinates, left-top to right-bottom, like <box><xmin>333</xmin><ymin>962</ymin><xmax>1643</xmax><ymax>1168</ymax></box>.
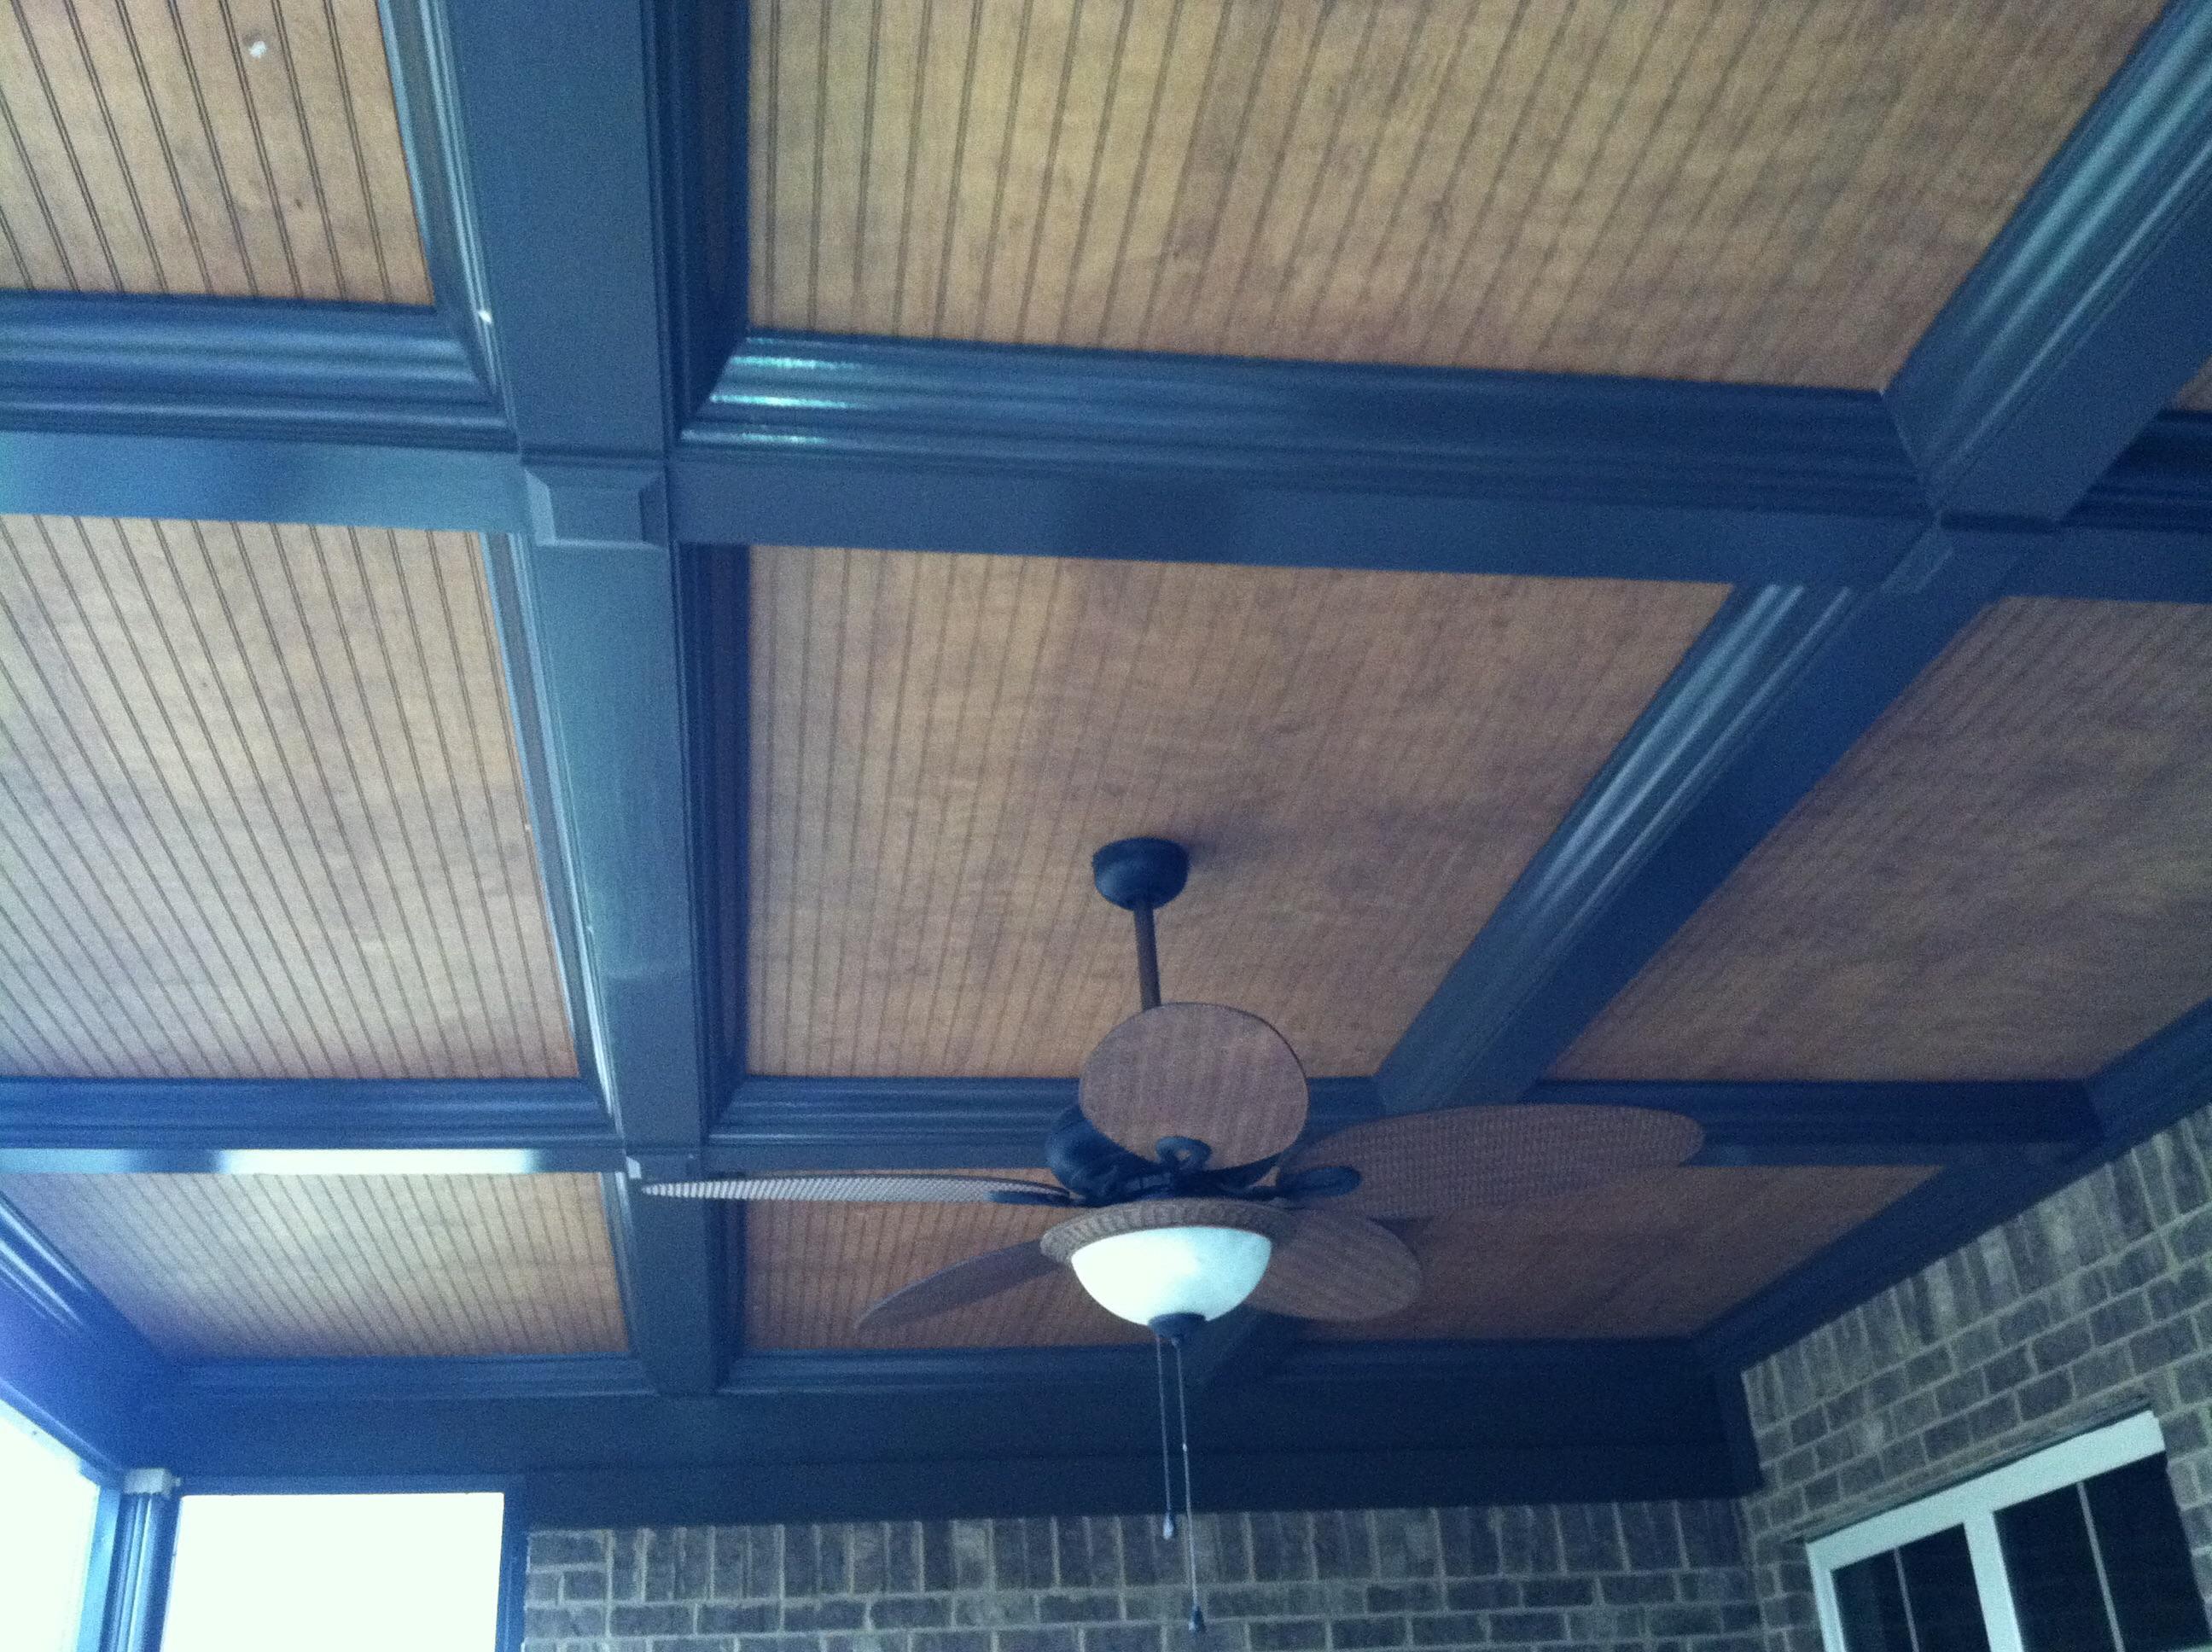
<box><xmin>161</xmin><ymin>1492</ymin><xmax>505</xmax><ymax>1652</ymax></box>
<box><xmin>0</xmin><ymin>1403</ymin><xmax>101</xmax><ymax>1652</ymax></box>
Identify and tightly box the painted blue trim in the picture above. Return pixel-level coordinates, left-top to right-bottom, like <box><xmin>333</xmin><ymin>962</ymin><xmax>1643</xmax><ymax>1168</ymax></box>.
<box><xmin>711</xmin><ymin>1075</ymin><xmax>2089</xmax><ymax>1169</ymax></box>
<box><xmin>678</xmin><ymin>332</ymin><xmax>1925</xmax><ymax>585</ymax></box>
<box><xmin>141</xmin><ymin>1341</ymin><xmax>1752</xmax><ymax>1514</ymax></box>
<box><xmin>1887</xmin><ymin>2</ymin><xmax>2212</xmax><ymax>518</ymax></box>
<box><xmin>439</xmin><ymin>0</ymin><xmax>672</xmax><ymax>452</ymax></box>
<box><xmin>0</xmin><ymin>1079</ymin><xmax>620</xmax><ymax>1172</ymax></box>
<box><xmin>1699</xmin><ymin>996</ymin><xmax>2212</xmax><ymax>1369</ymax></box>
<box><xmin>0</xmin><ymin>1195</ymin><xmax>163</xmax><ymax>1470</ymax></box>
<box><xmin>172</xmin><ymin>1354</ymin><xmax>653</xmax><ymax>1398</ymax></box>
<box><xmin>1373</xmin><ymin>542</ymin><xmax>2019</xmax><ymax>1115</ymax></box>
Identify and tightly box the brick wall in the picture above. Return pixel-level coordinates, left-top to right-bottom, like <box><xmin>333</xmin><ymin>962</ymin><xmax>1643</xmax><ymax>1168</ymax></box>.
<box><xmin>1740</xmin><ymin>1107</ymin><xmax>2212</xmax><ymax>1651</ymax></box>
<box><xmin>523</xmin><ymin>1504</ymin><xmax>1760</xmax><ymax>1652</ymax></box>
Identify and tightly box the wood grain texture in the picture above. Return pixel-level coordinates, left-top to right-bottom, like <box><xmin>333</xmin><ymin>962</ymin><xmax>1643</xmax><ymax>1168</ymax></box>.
<box><xmin>0</xmin><ymin>0</ymin><xmax>429</xmax><ymax>300</ymax></box>
<box><xmin>748</xmin><ymin>547</ymin><xmax>1726</xmax><ymax>1078</ymax></box>
<box><xmin>0</xmin><ymin>1172</ymin><xmax>626</xmax><ymax>1358</ymax></box>
<box><xmin>742</xmin><ymin>1176</ymin><xmax>1142</xmax><ymax>1348</ymax></box>
<box><xmin>1310</xmin><ymin>1165</ymin><xmax>1933</xmax><ymax>1341</ymax></box>
<box><xmin>0</xmin><ymin>515</ymin><xmax>576</xmax><ymax>1080</ymax></box>
<box><xmin>748</xmin><ymin>0</ymin><xmax>2160</xmax><ymax>387</ymax></box>
<box><xmin>1557</xmin><ymin>599</ymin><xmax>2212</xmax><ymax>1083</ymax></box>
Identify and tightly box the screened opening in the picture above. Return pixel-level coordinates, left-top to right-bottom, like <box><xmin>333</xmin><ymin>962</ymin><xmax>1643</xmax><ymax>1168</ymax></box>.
<box><xmin>0</xmin><ymin>1402</ymin><xmax>102</xmax><ymax>1652</ymax></box>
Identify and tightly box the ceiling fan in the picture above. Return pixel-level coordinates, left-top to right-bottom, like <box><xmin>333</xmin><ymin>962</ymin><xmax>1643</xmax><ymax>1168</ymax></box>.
<box><xmin>645</xmin><ymin>837</ymin><xmax>1702</xmax><ymax>1628</ymax></box>
<box><xmin>643</xmin><ymin>836</ymin><xmax>1703</xmax><ymax>1339</ymax></box>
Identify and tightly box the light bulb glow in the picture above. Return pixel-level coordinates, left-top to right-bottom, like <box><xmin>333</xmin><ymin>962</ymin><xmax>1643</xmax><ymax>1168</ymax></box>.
<box><xmin>1067</xmin><ymin>1224</ymin><xmax>1273</xmax><ymax>1326</ymax></box>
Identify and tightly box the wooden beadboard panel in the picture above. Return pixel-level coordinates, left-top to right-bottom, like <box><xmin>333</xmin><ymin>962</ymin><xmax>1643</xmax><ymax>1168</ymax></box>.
<box><xmin>0</xmin><ymin>515</ymin><xmax>576</xmax><ymax>1080</ymax></box>
<box><xmin>742</xmin><ymin>1181</ymin><xmax>1141</xmax><ymax>1349</ymax></box>
<box><xmin>1557</xmin><ymin>599</ymin><xmax>2212</xmax><ymax>1083</ymax></box>
<box><xmin>1312</xmin><ymin>1165</ymin><xmax>1933</xmax><ymax>1341</ymax></box>
<box><xmin>747</xmin><ymin>548</ymin><xmax>1726</xmax><ymax>1079</ymax></box>
<box><xmin>0</xmin><ymin>1173</ymin><xmax>626</xmax><ymax>1358</ymax></box>
<box><xmin>748</xmin><ymin>0</ymin><xmax>2160</xmax><ymax>386</ymax></box>
<box><xmin>0</xmin><ymin>0</ymin><xmax>429</xmax><ymax>300</ymax></box>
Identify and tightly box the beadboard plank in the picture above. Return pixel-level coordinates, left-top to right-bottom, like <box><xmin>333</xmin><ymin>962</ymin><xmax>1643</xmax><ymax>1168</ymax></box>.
<box><xmin>746</xmin><ymin>547</ymin><xmax>1726</xmax><ymax>1079</ymax></box>
<box><xmin>0</xmin><ymin>515</ymin><xmax>576</xmax><ymax>1080</ymax></box>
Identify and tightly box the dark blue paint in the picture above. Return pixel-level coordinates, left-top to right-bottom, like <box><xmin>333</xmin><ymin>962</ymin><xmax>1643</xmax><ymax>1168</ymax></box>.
<box><xmin>1888</xmin><ymin>3</ymin><xmax>2212</xmax><ymax>518</ymax></box>
<box><xmin>713</xmin><ymin>1074</ymin><xmax>2091</xmax><ymax>1170</ymax></box>
<box><xmin>1700</xmin><ymin>996</ymin><xmax>2212</xmax><ymax>1369</ymax></box>
<box><xmin>0</xmin><ymin>1078</ymin><xmax>619</xmax><ymax>1172</ymax></box>
<box><xmin>0</xmin><ymin>1197</ymin><xmax>163</xmax><ymax>1469</ymax></box>
<box><xmin>143</xmin><ymin>1341</ymin><xmax>1752</xmax><ymax>1515</ymax></box>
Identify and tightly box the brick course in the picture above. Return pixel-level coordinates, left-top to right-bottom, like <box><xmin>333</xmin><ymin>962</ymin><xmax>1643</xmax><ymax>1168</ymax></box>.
<box><xmin>1740</xmin><ymin>1106</ymin><xmax>2212</xmax><ymax>1652</ymax></box>
<box><xmin>524</xmin><ymin>1504</ymin><xmax>1759</xmax><ymax>1652</ymax></box>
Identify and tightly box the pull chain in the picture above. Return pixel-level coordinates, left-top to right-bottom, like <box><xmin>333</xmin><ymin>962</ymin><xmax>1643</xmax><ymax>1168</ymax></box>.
<box><xmin>1173</xmin><ymin>1336</ymin><xmax>1202</xmax><ymax>1633</ymax></box>
<box><xmin>1154</xmin><ymin>1333</ymin><xmax>1176</xmax><ymax>1539</ymax></box>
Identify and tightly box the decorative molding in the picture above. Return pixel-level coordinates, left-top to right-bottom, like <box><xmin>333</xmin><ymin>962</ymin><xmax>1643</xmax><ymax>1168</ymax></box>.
<box><xmin>523</xmin><ymin>461</ymin><xmax>669</xmax><ymax>550</ymax></box>
<box><xmin>144</xmin><ymin>1340</ymin><xmax>1751</xmax><ymax>1516</ymax></box>
<box><xmin>711</xmin><ymin>1075</ymin><xmax>2089</xmax><ymax>1170</ymax></box>
<box><xmin>679</xmin><ymin>332</ymin><xmax>1926</xmax><ymax>586</ymax></box>
<box><xmin>1887</xmin><ymin>2</ymin><xmax>2212</xmax><ymax>518</ymax></box>
<box><xmin>1698</xmin><ymin>994</ymin><xmax>2212</xmax><ymax>1369</ymax></box>
<box><xmin>0</xmin><ymin>1079</ymin><xmax>620</xmax><ymax>1173</ymax></box>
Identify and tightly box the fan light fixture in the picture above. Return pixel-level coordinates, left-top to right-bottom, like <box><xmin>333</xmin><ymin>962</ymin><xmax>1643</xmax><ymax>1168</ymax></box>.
<box><xmin>1065</xmin><ymin>1225</ymin><xmax>1274</xmax><ymax>1327</ymax></box>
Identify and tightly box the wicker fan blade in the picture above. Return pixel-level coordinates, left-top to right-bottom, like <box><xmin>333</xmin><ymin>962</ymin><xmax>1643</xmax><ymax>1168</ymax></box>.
<box><xmin>1243</xmin><ymin>1210</ymin><xmax>1420</xmax><ymax>1321</ymax></box>
<box><xmin>855</xmin><ymin>1242</ymin><xmax>1058</xmax><ymax>1331</ymax></box>
<box><xmin>1078</xmin><ymin>1003</ymin><xmax>1308</xmax><ymax>1166</ymax></box>
<box><xmin>641</xmin><ymin>1172</ymin><xmax>1065</xmax><ymax>1203</ymax></box>
<box><xmin>1285</xmin><ymin>1105</ymin><xmax>1703</xmax><ymax>1219</ymax></box>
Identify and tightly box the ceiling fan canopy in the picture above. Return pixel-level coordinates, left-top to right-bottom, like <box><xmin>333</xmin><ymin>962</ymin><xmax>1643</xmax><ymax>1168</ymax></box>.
<box><xmin>645</xmin><ymin>836</ymin><xmax>1705</xmax><ymax>1335</ymax></box>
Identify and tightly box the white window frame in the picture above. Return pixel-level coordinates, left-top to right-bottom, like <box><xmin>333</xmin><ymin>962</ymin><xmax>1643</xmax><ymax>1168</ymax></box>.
<box><xmin>1807</xmin><ymin>1411</ymin><xmax>2173</xmax><ymax>1652</ymax></box>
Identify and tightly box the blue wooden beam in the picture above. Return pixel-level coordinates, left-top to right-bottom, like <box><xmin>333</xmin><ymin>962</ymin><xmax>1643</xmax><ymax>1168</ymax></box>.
<box><xmin>440</xmin><ymin>0</ymin><xmax>735</xmax><ymax>1395</ymax></box>
<box><xmin>710</xmin><ymin>1075</ymin><xmax>2092</xmax><ymax>1171</ymax></box>
<box><xmin>142</xmin><ymin>1341</ymin><xmax>1752</xmax><ymax>1514</ymax></box>
<box><xmin>1698</xmin><ymin>998</ymin><xmax>2212</xmax><ymax>1370</ymax></box>
<box><xmin>0</xmin><ymin>1079</ymin><xmax>620</xmax><ymax>1174</ymax></box>
<box><xmin>676</xmin><ymin>332</ymin><xmax>1925</xmax><ymax>584</ymax></box>
<box><xmin>0</xmin><ymin>1195</ymin><xmax>164</xmax><ymax>1470</ymax></box>
<box><xmin>1887</xmin><ymin>1</ymin><xmax>2212</xmax><ymax>520</ymax></box>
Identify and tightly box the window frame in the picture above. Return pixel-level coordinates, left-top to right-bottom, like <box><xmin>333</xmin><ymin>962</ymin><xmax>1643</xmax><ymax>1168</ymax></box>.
<box><xmin>1806</xmin><ymin>1411</ymin><xmax>2182</xmax><ymax>1652</ymax></box>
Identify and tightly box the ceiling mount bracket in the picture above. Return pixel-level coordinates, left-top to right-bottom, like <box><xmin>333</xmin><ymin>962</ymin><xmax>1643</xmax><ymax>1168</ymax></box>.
<box><xmin>1091</xmin><ymin>837</ymin><xmax>1190</xmax><ymax>912</ymax></box>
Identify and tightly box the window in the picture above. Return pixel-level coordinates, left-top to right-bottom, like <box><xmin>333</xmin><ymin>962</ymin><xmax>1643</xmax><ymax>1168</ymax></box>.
<box><xmin>160</xmin><ymin>1492</ymin><xmax>506</xmax><ymax>1652</ymax></box>
<box><xmin>0</xmin><ymin>1403</ymin><xmax>103</xmax><ymax>1652</ymax></box>
<box><xmin>1810</xmin><ymin>1413</ymin><xmax>2212</xmax><ymax>1652</ymax></box>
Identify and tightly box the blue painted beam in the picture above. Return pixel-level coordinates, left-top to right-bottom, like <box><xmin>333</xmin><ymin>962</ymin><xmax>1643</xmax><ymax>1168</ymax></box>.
<box><xmin>141</xmin><ymin>1341</ymin><xmax>1751</xmax><ymax>1513</ymax></box>
<box><xmin>1887</xmin><ymin>2</ymin><xmax>2212</xmax><ymax>520</ymax></box>
<box><xmin>0</xmin><ymin>1196</ymin><xmax>164</xmax><ymax>1470</ymax></box>
<box><xmin>678</xmin><ymin>332</ymin><xmax>1927</xmax><ymax>585</ymax></box>
<box><xmin>1698</xmin><ymin>998</ymin><xmax>2212</xmax><ymax>1370</ymax></box>
<box><xmin>1373</xmin><ymin>534</ymin><xmax>2017</xmax><ymax>1116</ymax></box>
<box><xmin>439</xmin><ymin>0</ymin><xmax>734</xmax><ymax>1393</ymax></box>
<box><xmin>710</xmin><ymin>1074</ymin><xmax>2090</xmax><ymax>1170</ymax></box>
<box><xmin>0</xmin><ymin>1079</ymin><xmax>620</xmax><ymax>1173</ymax></box>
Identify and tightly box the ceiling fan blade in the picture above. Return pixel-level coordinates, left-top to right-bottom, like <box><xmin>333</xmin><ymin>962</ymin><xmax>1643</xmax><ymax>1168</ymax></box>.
<box><xmin>1285</xmin><ymin>1105</ymin><xmax>1704</xmax><ymax>1219</ymax></box>
<box><xmin>640</xmin><ymin>1172</ymin><xmax>1066</xmax><ymax>1203</ymax></box>
<box><xmin>1078</xmin><ymin>1002</ymin><xmax>1309</xmax><ymax>1166</ymax></box>
<box><xmin>855</xmin><ymin>1242</ymin><xmax>1058</xmax><ymax>1331</ymax></box>
<box><xmin>1243</xmin><ymin>1210</ymin><xmax>1420</xmax><ymax>1321</ymax></box>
